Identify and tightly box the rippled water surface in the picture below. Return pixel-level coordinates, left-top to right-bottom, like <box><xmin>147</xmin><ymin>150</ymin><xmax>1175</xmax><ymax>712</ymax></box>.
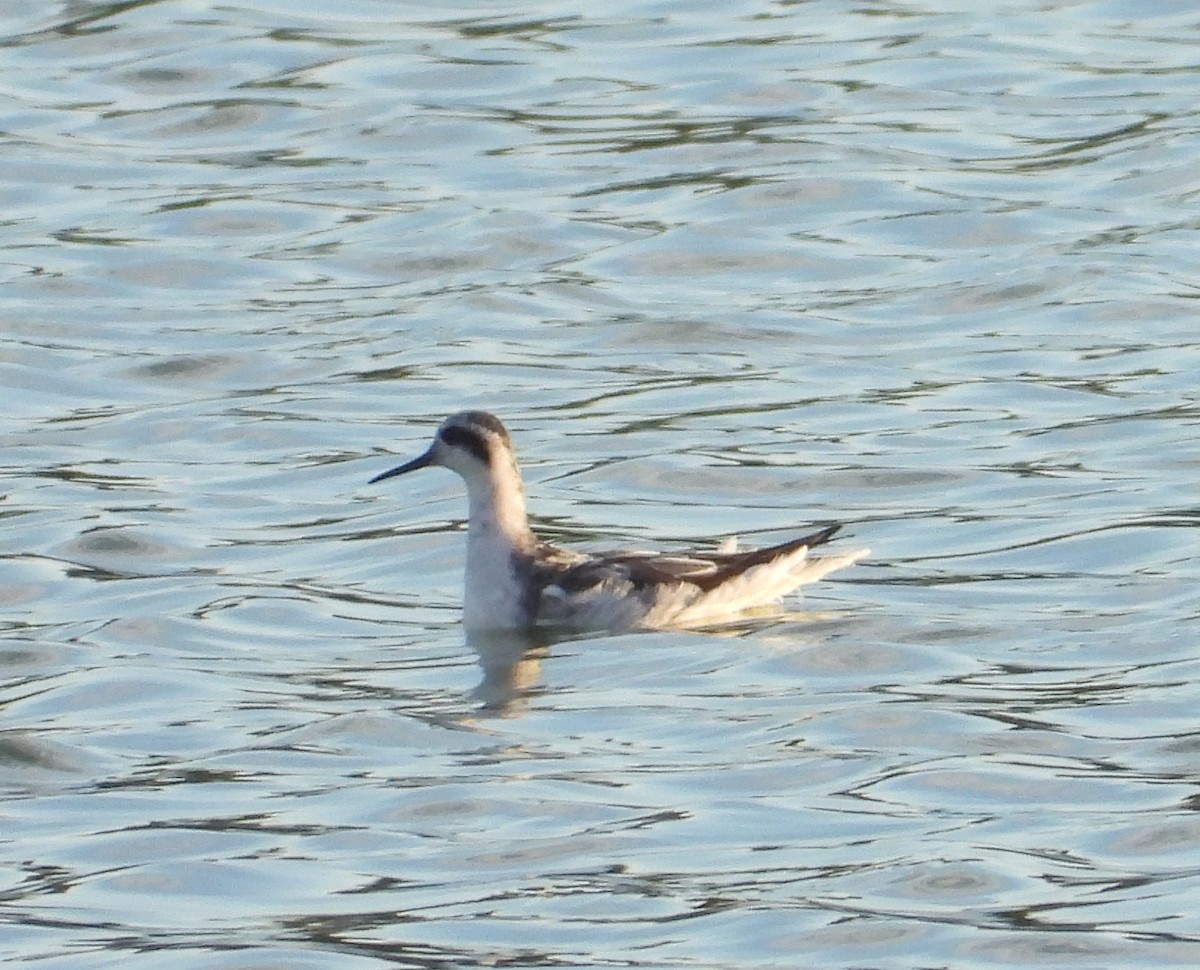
<box><xmin>4</xmin><ymin>1</ymin><xmax>1200</xmax><ymax>966</ymax></box>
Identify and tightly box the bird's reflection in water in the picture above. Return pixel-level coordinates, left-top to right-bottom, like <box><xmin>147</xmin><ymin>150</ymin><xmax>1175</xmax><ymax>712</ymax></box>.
<box><xmin>468</xmin><ymin>628</ymin><xmax>557</xmax><ymax>715</ymax></box>
<box><xmin>465</xmin><ymin>608</ymin><xmax>860</xmax><ymax>715</ymax></box>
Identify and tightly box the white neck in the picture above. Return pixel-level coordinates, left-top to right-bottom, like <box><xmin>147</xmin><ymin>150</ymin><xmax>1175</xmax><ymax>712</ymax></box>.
<box><xmin>460</xmin><ymin>458</ymin><xmax>535</xmax><ymax>630</ymax></box>
<box><xmin>462</xmin><ymin>459</ymin><xmax>535</xmax><ymax>552</ymax></box>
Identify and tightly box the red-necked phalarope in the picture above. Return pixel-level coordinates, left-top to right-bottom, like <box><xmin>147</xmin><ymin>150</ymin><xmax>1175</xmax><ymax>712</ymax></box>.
<box><xmin>370</xmin><ymin>411</ymin><xmax>869</xmax><ymax>632</ymax></box>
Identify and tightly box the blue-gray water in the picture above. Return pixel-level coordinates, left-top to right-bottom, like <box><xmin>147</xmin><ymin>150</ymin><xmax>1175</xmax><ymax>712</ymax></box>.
<box><xmin>3</xmin><ymin>1</ymin><xmax>1200</xmax><ymax>967</ymax></box>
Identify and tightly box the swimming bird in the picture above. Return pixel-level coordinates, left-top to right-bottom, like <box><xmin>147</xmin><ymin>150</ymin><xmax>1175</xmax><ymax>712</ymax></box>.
<box><xmin>369</xmin><ymin>411</ymin><xmax>868</xmax><ymax>632</ymax></box>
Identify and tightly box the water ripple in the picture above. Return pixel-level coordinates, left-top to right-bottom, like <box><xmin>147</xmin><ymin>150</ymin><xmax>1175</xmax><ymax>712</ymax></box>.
<box><xmin>3</xmin><ymin>0</ymin><xmax>1200</xmax><ymax>967</ymax></box>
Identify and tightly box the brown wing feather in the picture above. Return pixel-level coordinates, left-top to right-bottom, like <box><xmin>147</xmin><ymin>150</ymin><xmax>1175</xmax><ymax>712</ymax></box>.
<box><xmin>678</xmin><ymin>523</ymin><xmax>841</xmax><ymax>591</ymax></box>
<box><xmin>535</xmin><ymin>523</ymin><xmax>842</xmax><ymax>595</ymax></box>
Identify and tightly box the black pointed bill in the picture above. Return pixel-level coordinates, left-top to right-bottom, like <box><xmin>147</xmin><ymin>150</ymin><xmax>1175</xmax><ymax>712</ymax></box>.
<box><xmin>368</xmin><ymin>447</ymin><xmax>435</xmax><ymax>484</ymax></box>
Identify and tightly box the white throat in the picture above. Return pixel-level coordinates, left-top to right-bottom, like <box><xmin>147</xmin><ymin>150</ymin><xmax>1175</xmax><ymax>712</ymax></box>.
<box><xmin>459</xmin><ymin>455</ymin><xmax>535</xmax><ymax>629</ymax></box>
<box><xmin>456</xmin><ymin>449</ymin><xmax>533</xmax><ymax>546</ymax></box>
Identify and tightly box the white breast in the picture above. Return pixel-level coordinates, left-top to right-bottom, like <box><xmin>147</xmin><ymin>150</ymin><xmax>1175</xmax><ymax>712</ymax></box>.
<box><xmin>462</xmin><ymin>529</ymin><xmax>527</xmax><ymax>630</ymax></box>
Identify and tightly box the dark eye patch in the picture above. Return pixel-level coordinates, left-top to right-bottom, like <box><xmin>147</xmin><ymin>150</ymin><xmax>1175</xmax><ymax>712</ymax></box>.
<box><xmin>439</xmin><ymin>425</ymin><xmax>491</xmax><ymax>464</ymax></box>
